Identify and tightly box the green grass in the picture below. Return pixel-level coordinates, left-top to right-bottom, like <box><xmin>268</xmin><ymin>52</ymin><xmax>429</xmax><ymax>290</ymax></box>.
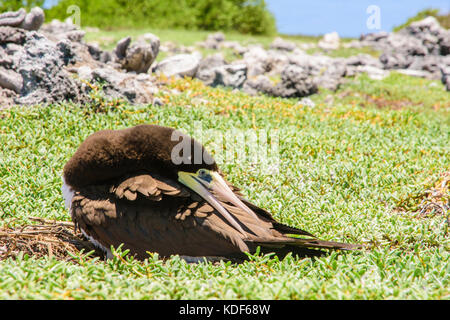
<box><xmin>0</xmin><ymin>70</ymin><xmax>449</xmax><ymax>299</ymax></box>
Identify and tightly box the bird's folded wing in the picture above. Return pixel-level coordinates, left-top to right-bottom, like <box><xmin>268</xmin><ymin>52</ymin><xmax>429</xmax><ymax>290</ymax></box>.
<box><xmin>109</xmin><ymin>173</ymin><xmax>191</xmax><ymax>201</ymax></box>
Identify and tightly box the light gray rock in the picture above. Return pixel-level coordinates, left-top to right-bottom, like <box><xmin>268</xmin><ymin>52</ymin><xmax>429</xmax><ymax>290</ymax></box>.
<box><xmin>360</xmin><ymin>17</ymin><xmax>450</xmax><ymax>76</ymax></box>
<box><xmin>265</xmin><ymin>50</ymin><xmax>290</xmax><ymax>75</ymax></box>
<box><xmin>243</xmin><ymin>46</ymin><xmax>269</xmax><ymax>77</ymax></box>
<box><xmin>220</xmin><ymin>41</ymin><xmax>247</xmax><ymax>55</ymax></box>
<box><xmin>345</xmin><ymin>54</ymin><xmax>383</xmax><ymax>69</ymax></box>
<box><xmin>152</xmin><ymin>97</ymin><xmax>164</xmax><ymax>106</ymax></box>
<box><xmin>76</xmin><ymin>65</ymin><xmax>93</xmax><ymax>81</ymax></box>
<box><xmin>153</xmin><ymin>53</ymin><xmax>201</xmax><ymax>78</ymax></box>
<box><xmin>195</xmin><ymin>53</ymin><xmax>227</xmax><ymax>83</ymax></box>
<box><xmin>40</xmin><ymin>19</ymin><xmax>85</xmax><ymax>42</ymax></box>
<box><xmin>356</xmin><ymin>65</ymin><xmax>390</xmax><ymax>80</ymax></box>
<box><xmin>139</xmin><ymin>32</ymin><xmax>160</xmax><ymax>57</ymax></box>
<box><xmin>20</xmin><ymin>7</ymin><xmax>45</xmax><ymax>31</ymax></box>
<box><xmin>396</xmin><ymin>69</ymin><xmax>433</xmax><ymax>79</ymax></box>
<box><xmin>270</xmin><ymin>37</ymin><xmax>296</xmax><ymax>51</ymax></box>
<box><xmin>0</xmin><ymin>8</ymin><xmax>26</xmax><ymax>28</ymax></box>
<box><xmin>0</xmin><ymin>7</ymin><xmax>44</xmax><ymax>31</ymax></box>
<box><xmin>0</xmin><ymin>67</ymin><xmax>23</xmax><ymax>93</ymax></box>
<box><xmin>318</xmin><ymin>31</ymin><xmax>340</xmax><ymax>50</ymax></box>
<box><xmin>198</xmin><ymin>53</ymin><xmax>227</xmax><ymax>71</ymax></box>
<box><xmin>199</xmin><ymin>32</ymin><xmax>225</xmax><ymax>49</ymax></box>
<box><xmin>242</xmin><ymin>75</ymin><xmax>274</xmax><ymax>96</ymax></box>
<box><xmin>92</xmin><ymin>67</ymin><xmax>134</xmax><ymax>100</ymax></box>
<box><xmin>298</xmin><ymin>97</ymin><xmax>315</xmax><ymax>108</ymax></box>
<box><xmin>0</xmin><ymin>26</ymin><xmax>27</xmax><ymax>45</ymax></box>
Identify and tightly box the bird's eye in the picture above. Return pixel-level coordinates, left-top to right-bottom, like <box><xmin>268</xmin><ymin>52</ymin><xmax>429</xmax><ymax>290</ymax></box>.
<box><xmin>197</xmin><ymin>169</ymin><xmax>212</xmax><ymax>182</ymax></box>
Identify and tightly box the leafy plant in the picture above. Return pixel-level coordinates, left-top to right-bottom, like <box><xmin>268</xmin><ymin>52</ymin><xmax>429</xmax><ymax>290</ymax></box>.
<box><xmin>0</xmin><ymin>0</ymin><xmax>44</xmax><ymax>11</ymax></box>
<box><xmin>44</xmin><ymin>0</ymin><xmax>277</xmax><ymax>35</ymax></box>
<box><xmin>393</xmin><ymin>8</ymin><xmax>450</xmax><ymax>31</ymax></box>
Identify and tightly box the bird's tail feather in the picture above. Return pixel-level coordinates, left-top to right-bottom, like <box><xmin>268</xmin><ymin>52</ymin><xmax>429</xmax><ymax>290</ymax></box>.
<box><xmin>251</xmin><ymin>237</ymin><xmax>361</xmax><ymax>251</ymax></box>
<box><xmin>245</xmin><ymin>237</ymin><xmax>362</xmax><ymax>259</ymax></box>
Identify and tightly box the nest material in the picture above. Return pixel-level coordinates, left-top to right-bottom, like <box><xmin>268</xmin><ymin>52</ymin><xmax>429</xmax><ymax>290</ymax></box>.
<box><xmin>0</xmin><ymin>217</ymin><xmax>105</xmax><ymax>261</ymax></box>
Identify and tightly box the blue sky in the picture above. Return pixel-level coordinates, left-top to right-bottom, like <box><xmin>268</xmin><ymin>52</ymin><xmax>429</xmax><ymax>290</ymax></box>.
<box><xmin>42</xmin><ymin>0</ymin><xmax>449</xmax><ymax>38</ymax></box>
<box><xmin>266</xmin><ymin>0</ymin><xmax>450</xmax><ymax>37</ymax></box>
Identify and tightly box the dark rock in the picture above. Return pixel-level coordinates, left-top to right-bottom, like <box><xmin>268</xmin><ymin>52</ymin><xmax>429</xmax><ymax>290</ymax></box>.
<box><xmin>114</xmin><ymin>36</ymin><xmax>131</xmax><ymax>59</ymax></box>
<box><xmin>408</xmin><ymin>55</ymin><xmax>449</xmax><ymax>79</ymax></box>
<box><xmin>114</xmin><ymin>36</ymin><xmax>159</xmax><ymax>73</ymax></box>
<box><xmin>210</xmin><ymin>64</ymin><xmax>247</xmax><ymax>89</ymax></box>
<box><xmin>441</xmin><ymin>66</ymin><xmax>450</xmax><ymax>91</ymax></box>
<box><xmin>271</xmin><ymin>65</ymin><xmax>318</xmax><ymax>98</ymax></box>
<box><xmin>121</xmin><ymin>42</ymin><xmax>158</xmax><ymax>73</ymax></box>
<box><xmin>400</xmin><ymin>16</ymin><xmax>448</xmax><ymax>56</ymax></box>
<box><xmin>15</xmin><ymin>32</ymin><xmax>87</xmax><ymax>105</ymax></box>
<box><xmin>87</xmin><ymin>43</ymin><xmax>113</xmax><ymax>63</ymax></box>
<box><xmin>360</xmin><ymin>32</ymin><xmax>389</xmax><ymax>42</ymax></box>
<box><xmin>0</xmin><ymin>26</ymin><xmax>27</xmax><ymax>45</ymax></box>
<box><xmin>379</xmin><ymin>53</ymin><xmax>412</xmax><ymax>69</ymax></box>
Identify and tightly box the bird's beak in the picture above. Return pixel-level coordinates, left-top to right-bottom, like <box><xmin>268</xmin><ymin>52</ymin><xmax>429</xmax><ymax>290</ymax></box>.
<box><xmin>178</xmin><ymin>171</ymin><xmax>259</xmax><ymax>236</ymax></box>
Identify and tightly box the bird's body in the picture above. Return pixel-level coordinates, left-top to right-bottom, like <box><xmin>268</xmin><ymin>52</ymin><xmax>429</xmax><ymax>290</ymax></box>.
<box><xmin>63</xmin><ymin>124</ymin><xmax>359</xmax><ymax>261</ymax></box>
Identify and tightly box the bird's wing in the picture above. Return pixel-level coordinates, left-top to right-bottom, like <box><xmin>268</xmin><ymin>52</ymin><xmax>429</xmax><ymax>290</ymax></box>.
<box><xmin>109</xmin><ymin>173</ymin><xmax>191</xmax><ymax>201</ymax></box>
<box><xmin>70</xmin><ymin>173</ymin><xmax>250</xmax><ymax>259</ymax></box>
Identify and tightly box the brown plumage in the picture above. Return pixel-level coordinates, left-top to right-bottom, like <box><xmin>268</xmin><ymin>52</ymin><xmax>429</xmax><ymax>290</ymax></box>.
<box><xmin>63</xmin><ymin>124</ymin><xmax>360</xmax><ymax>261</ymax></box>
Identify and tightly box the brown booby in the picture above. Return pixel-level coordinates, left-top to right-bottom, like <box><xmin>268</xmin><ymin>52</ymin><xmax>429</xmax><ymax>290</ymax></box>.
<box><xmin>62</xmin><ymin>124</ymin><xmax>359</xmax><ymax>261</ymax></box>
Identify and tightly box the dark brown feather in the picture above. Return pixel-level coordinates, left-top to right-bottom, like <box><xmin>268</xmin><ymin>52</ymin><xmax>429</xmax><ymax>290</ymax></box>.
<box><xmin>70</xmin><ymin>172</ymin><xmax>360</xmax><ymax>260</ymax></box>
<box><xmin>64</xmin><ymin>125</ymin><xmax>217</xmax><ymax>189</ymax></box>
